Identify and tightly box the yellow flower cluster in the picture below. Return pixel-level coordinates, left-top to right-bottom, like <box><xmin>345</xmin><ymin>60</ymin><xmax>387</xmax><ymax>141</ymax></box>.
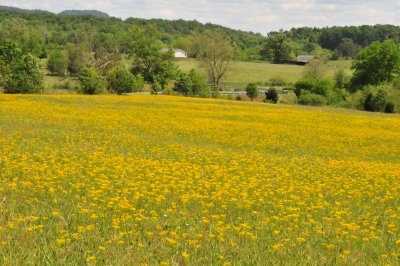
<box><xmin>0</xmin><ymin>95</ymin><xmax>399</xmax><ymax>265</ymax></box>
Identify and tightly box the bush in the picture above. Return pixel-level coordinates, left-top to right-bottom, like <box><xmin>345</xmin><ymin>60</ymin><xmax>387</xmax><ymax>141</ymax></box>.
<box><xmin>334</xmin><ymin>68</ymin><xmax>349</xmax><ymax>90</ymax></box>
<box><xmin>385</xmin><ymin>102</ymin><xmax>395</xmax><ymax>113</ymax></box>
<box><xmin>246</xmin><ymin>83</ymin><xmax>259</xmax><ymax>101</ymax></box>
<box><xmin>174</xmin><ymin>72</ymin><xmax>193</xmax><ymax>96</ymax></box>
<box><xmin>79</xmin><ymin>67</ymin><xmax>105</xmax><ymax>95</ymax></box>
<box><xmin>313</xmin><ymin>79</ymin><xmax>333</xmax><ymax>96</ymax></box>
<box><xmin>266</xmin><ymin>88</ymin><xmax>279</xmax><ymax>103</ymax></box>
<box><xmin>298</xmin><ymin>92</ymin><xmax>327</xmax><ymax>106</ymax></box>
<box><xmin>363</xmin><ymin>89</ymin><xmax>388</xmax><ymax>112</ymax></box>
<box><xmin>48</xmin><ymin>50</ymin><xmax>67</xmax><ymax>76</ymax></box>
<box><xmin>294</xmin><ymin>79</ymin><xmax>314</xmax><ymax>97</ymax></box>
<box><xmin>107</xmin><ymin>67</ymin><xmax>144</xmax><ymax>94</ymax></box>
<box><xmin>267</xmin><ymin>76</ymin><xmax>286</xmax><ymax>87</ymax></box>
<box><xmin>188</xmin><ymin>70</ymin><xmax>209</xmax><ymax>97</ymax></box>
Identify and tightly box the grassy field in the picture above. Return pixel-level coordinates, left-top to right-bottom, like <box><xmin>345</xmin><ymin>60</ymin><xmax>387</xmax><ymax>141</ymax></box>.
<box><xmin>177</xmin><ymin>59</ymin><xmax>353</xmax><ymax>86</ymax></box>
<box><xmin>39</xmin><ymin>58</ymin><xmax>353</xmax><ymax>92</ymax></box>
<box><xmin>1</xmin><ymin>95</ymin><xmax>399</xmax><ymax>265</ymax></box>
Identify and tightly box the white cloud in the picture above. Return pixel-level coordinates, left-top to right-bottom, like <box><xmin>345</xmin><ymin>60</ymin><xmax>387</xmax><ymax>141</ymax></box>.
<box><xmin>2</xmin><ymin>0</ymin><xmax>400</xmax><ymax>34</ymax></box>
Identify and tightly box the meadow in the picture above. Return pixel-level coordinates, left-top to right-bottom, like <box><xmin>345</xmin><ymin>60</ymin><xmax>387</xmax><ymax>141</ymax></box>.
<box><xmin>39</xmin><ymin>59</ymin><xmax>353</xmax><ymax>92</ymax></box>
<box><xmin>0</xmin><ymin>95</ymin><xmax>399</xmax><ymax>265</ymax></box>
<box><xmin>177</xmin><ymin>59</ymin><xmax>353</xmax><ymax>86</ymax></box>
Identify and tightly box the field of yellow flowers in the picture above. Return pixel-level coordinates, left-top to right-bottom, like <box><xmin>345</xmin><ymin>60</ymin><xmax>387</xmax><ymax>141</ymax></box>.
<box><xmin>0</xmin><ymin>94</ymin><xmax>400</xmax><ymax>265</ymax></box>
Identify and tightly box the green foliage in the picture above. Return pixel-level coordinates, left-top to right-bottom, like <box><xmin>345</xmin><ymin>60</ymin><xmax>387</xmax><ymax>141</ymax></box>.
<box><xmin>67</xmin><ymin>44</ymin><xmax>87</xmax><ymax>75</ymax></box>
<box><xmin>174</xmin><ymin>70</ymin><xmax>209</xmax><ymax>97</ymax></box>
<box><xmin>0</xmin><ymin>18</ymin><xmax>46</xmax><ymax>57</ymax></box>
<box><xmin>385</xmin><ymin>102</ymin><xmax>395</xmax><ymax>113</ymax></box>
<box><xmin>351</xmin><ymin>40</ymin><xmax>400</xmax><ymax>91</ymax></box>
<box><xmin>298</xmin><ymin>92</ymin><xmax>327</xmax><ymax>106</ymax></box>
<box><xmin>294</xmin><ymin>79</ymin><xmax>314</xmax><ymax>97</ymax></box>
<box><xmin>295</xmin><ymin>78</ymin><xmax>333</xmax><ymax>97</ymax></box>
<box><xmin>128</xmin><ymin>25</ymin><xmax>178</xmax><ymax>91</ymax></box>
<box><xmin>48</xmin><ymin>50</ymin><xmax>67</xmax><ymax>76</ymax></box>
<box><xmin>267</xmin><ymin>76</ymin><xmax>286</xmax><ymax>87</ymax></box>
<box><xmin>246</xmin><ymin>83</ymin><xmax>259</xmax><ymax>101</ymax></box>
<box><xmin>261</xmin><ymin>32</ymin><xmax>292</xmax><ymax>64</ymax></box>
<box><xmin>363</xmin><ymin>89</ymin><xmax>388</xmax><ymax>112</ymax></box>
<box><xmin>79</xmin><ymin>67</ymin><xmax>104</xmax><ymax>95</ymax></box>
<box><xmin>333</xmin><ymin>68</ymin><xmax>349</xmax><ymax>90</ymax></box>
<box><xmin>295</xmin><ymin>78</ymin><xmax>337</xmax><ymax>105</ymax></box>
<box><xmin>304</xmin><ymin>58</ymin><xmax>328</xmax><ymax>80</ymax></box>
<box><xmin>0</xmin><ymin>41</ymin><xmax>43</xmax><ymax>94</ymax></box>
<box><xmin>266</xmin><ymin>89</ymin><xmax>279</xmax><ymax>104</ymax></box>
<box><xmin>174</xmin><ymin>72</ymin><xmax>193</xmax><ymax>96</ymax></box>
<box><xmin>188</xmin><ymin>70</ymin><xmax>209</xmax><ymax>97</ymax></box>
<box><xmin>195</xmin><ymin>30</ymin><xmax>234</xmax><ymax>89</ymax></box>
<box><xmin>336</xmin><ymin>38</ymin><xmax>360</xmax><ymax>59</ymax></box>
<box><xmin>107</xmin><ymin>67</ymin><xmax>144</xmax><ymax>94</ymax></box>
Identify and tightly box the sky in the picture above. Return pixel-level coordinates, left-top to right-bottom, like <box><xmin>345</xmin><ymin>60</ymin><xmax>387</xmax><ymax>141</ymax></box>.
<box><xmin>2</xmin><ymin>0</ymin><xmax>400</xmax><ymax>34</ymax></box>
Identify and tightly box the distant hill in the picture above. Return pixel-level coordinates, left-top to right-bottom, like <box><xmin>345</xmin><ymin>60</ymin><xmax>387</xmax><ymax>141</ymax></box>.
<box><xmin>0</xmin><ymin>5</ymin><xmax>51</xmax><ymax>14</ymax></box>
<box><xmin>59</xmin><ymin>10</ymin><xmax>110</xmax><ymax>18</ymax></box>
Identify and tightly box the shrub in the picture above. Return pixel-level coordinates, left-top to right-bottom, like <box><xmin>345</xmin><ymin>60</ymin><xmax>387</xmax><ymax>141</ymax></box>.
<box><xmin>48</xmin><ymin>50</ymin><xmax>67</xmax><ymax>76</ymax></box>
<box><xmin>266</xmin><ymin>88</ymin><xmax>279</xmax><ymax>103</ymax></box>
<box><xmin>294</xmin><ymin>79</ymin><xmax>314</xmax><ymax>97</ymax></box>
<box><xmin>174</xmin><ymin>72</ymin><xmax>193</xmax><ymax>96</ymax></box>
<box><xmin>189</xmin><ymin>70</ymin><xmax>209</xmax><ymax>97</ymax></box>
<box><xmin>246</xmin><ymin>83</ymin><xmax>259</xmax><ymax>101</ymax></box>
<box><xmin>107</xmin><ymin>67</ymin><xmax>144</xmax><ymax>94</ymax></box>
<box><xmin>268</xmin><ymin>76</ymin><xmax>286</xmax><ymax>87</ymax></box>
<box><xmin>79</xmin><ymin>67</ymin><xmax>105</xmax><ymax>95</ymax></box>
<box><xmin>334</xmin><ymin>68</ymin><xmax>349</xmax><ymax>90</ymax></box>
<box><xmin>298</xmin><ymin>92</ymin><xmax>327</xmax><ymax>106</ymax></box>
<box><xmin>385</xmin><ymin>102</ymin><xmax>395</xmax><ymax>113</ymax></box>
<box><xmin>313</xmin><ymin>79</ymin><xmax>333</xmax><ymax>96</ymax></box>
<box><xmin>363</xmin><ymin>89</ymin><xmax>388</xmax><ymax>112</ymax></box>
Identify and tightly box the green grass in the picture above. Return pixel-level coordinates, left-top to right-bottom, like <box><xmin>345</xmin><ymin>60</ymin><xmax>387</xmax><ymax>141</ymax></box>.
<box><xmin>177</xmin><ymin>59</ymin><xmax>353</xmax><ymax>86</ymax></box>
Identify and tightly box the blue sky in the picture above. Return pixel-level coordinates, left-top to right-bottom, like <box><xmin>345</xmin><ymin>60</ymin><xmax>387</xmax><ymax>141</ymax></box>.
<box><xmin>2</xmin><ymin>0</ymin><xmax>399</xmax><ymax>34</ymax></box>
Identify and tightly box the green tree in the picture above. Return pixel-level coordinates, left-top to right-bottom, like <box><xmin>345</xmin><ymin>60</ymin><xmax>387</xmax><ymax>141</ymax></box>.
<box><xmin>266</xmin><ymin>89</ymin><xmax>279</xmax><ymax>103</ymax></box>
<box><xmin>0</xmin><ymin>18</ymin><xmax>46</xmax><ymax>57</ymax></box>
<box><xmin>0</xmin><ymin>41</ymin><xmax>43</xmax><ymax>94</ymax></box>
<box><xmin>334</xmin><ymin>68</ymin><xmax>349</xmax><ymax>89</ymax></box>
<box><xmin>79</xmin><ymin>67</ymin><xmax>105</xmax><ymax>95</ymax></box>
<box><xmin>351</xmin><ymin>40</ymin><xmax>400</xmax><ymax>91</ymax></box>
<box><xmin>127</xmin><ymin>25</ymin><xmax>178</xmax><ymax>92</ymax></box>
<box><xmin>261</xmin><ymin>32</ymin><xmax>292</xmax><ymax>64</ymax></box>
<box><xmin>246</xmin><ymin>83</ymin><xmax>259</xmax><ymax>101</ymax></box>
<box><xmin>67</xmin><ymin>44</ymin><xmax>88</xmax><ymax>75</ymax></box>
<box><xmin>48</xmin><ymin>50</ymin><xmax>68</xmax><ymax>76</ymax></box>
<box><xmin>195</xmin><ymin>31</ymin><xmax>234</xmax><ymax>90</ymax></box>
<box><xmin>337</xmin><ymin>38</ymin><xmax>360</xmax><ymax>59</ymax></box>
<box><xmin>188</xmin><ymin>69</ymin><xmax>209</xmax><ymax>97</ymax></box>
<box><xmin>174</xmin><ymin>72</ymin><xmax>193</xmax><ymax>96</ymax></box>
<box><xmin>107</xmin><ymin>67</ymin><xmax>144</xmax><ymax>94</ymax></box>
<box><xmin>304</xmin><ymin>58</ymin><xmax>328</xmax><ymax>80</ymax></box>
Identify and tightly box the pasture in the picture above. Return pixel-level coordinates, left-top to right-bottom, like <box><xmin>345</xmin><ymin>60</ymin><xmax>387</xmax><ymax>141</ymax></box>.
<box><xmin>177</xmin><ymin>59</ymin><xmax>353</xmax><ymax>86</ymax></box>
<box><xmin>0</xmin><ymin>95</ymin><xmax>399</xmax><ymax>265</ymax></box>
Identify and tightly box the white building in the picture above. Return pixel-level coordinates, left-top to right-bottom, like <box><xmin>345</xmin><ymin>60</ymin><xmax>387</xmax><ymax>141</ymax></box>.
<box><xmin>161</xmin><ymin>48</ymin><xmax>188</xmax><ymax>59</ymax></box>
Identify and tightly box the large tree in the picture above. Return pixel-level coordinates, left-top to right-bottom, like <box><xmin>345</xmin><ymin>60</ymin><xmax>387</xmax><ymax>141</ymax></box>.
<box><xmin>0</xmin><ymin>41</ymin><xmax>43</xmax><ymax>94</ymax></box>
<box><xmin>127</xmin><ymin>25</ymin><xmax>178</xmax><ymax>92</ymax></box>
<box><xmin>350</xmin><ymin>40</ymin><xmax>400</xmax><ymax>91</ymax></box>
<box><xmin>261</xmin><ymin>32</ymin><xmax>292</xmax><ymax>64</ymax></box>
<box><xmin>196</xmin><ymin>30</ymin><xmax>234</xmax><ymax>90</ymax></box>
